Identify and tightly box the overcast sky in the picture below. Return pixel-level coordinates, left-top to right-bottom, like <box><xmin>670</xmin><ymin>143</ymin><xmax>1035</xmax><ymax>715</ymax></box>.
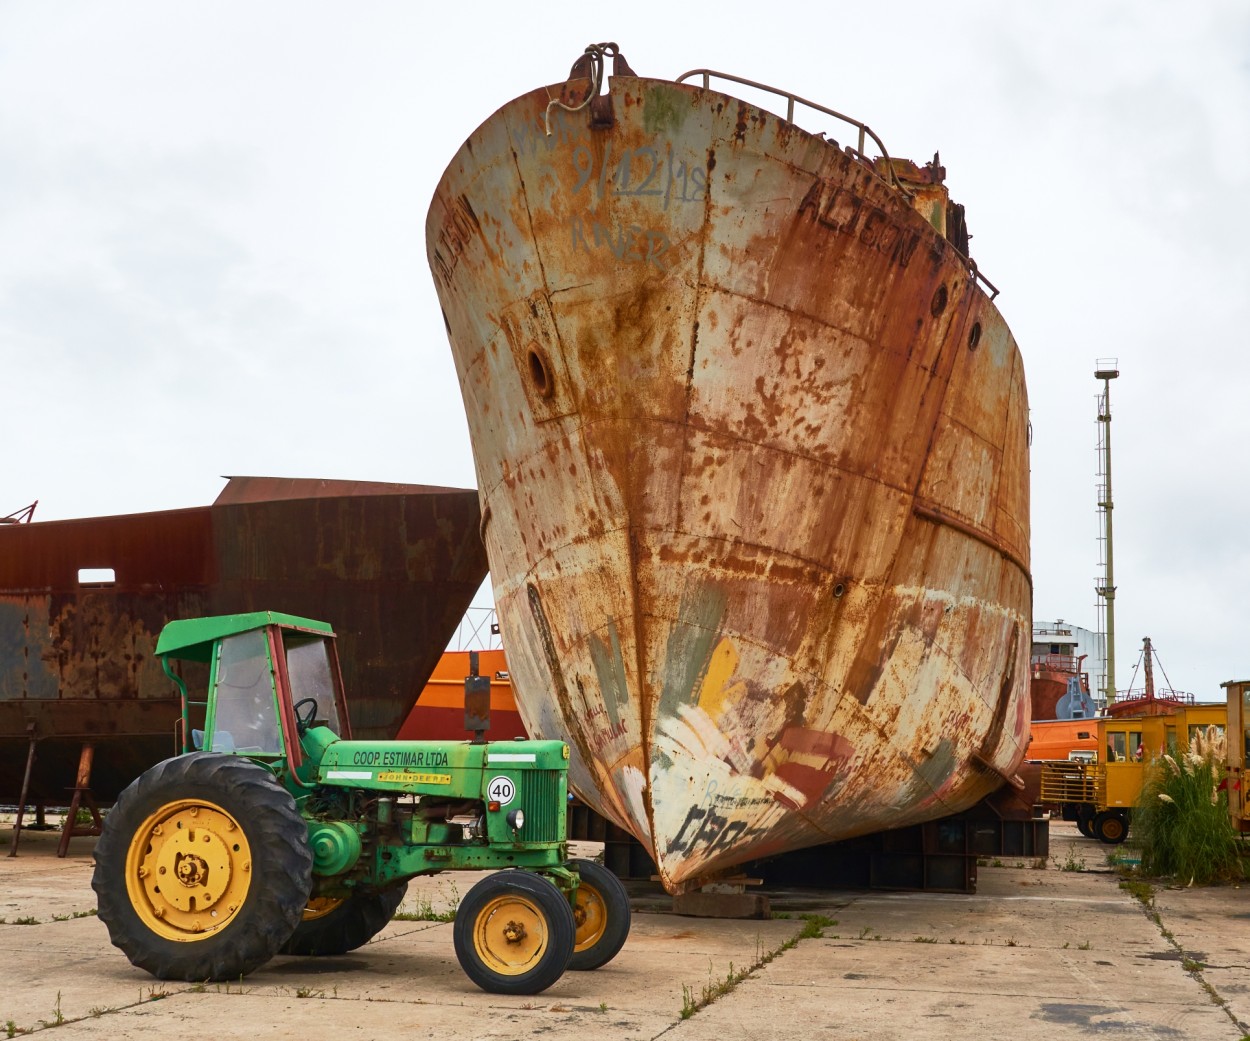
<box><xmin>2</xmin><ymin>2</ymin><xmax>1247</xmax><ymax>700</ymax></box>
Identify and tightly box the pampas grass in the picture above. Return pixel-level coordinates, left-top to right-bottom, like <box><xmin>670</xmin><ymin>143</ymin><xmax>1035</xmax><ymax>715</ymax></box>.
<box><xmin>1133</xmin><ymin>726</ymin><xmax>1242</xmax><ymax>884</ymax></box>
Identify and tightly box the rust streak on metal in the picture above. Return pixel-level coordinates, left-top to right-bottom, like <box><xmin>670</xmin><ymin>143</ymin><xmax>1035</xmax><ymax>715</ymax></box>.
<box><xmin>427</xmin><ymin>47</ymin><xmax>1031</xmax><ymax>890</ymax></box>
<box><xmin>0</xmin><ymin>478</ymin><xmax>488</xmax><ymax>804</ymax></box>
<box><xmin>911</xmin><ymin>502</ymin><xmax>1030</xmax><ymax>584</ymax></box>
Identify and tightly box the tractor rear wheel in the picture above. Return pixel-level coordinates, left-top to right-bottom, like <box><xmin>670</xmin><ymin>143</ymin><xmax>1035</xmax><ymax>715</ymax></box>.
<box><xmin>1076</xmin><ymin>808</ymin><xmax>1095</xmax><ymax>838</ymax></box>
<box><xmin>281</xmin><ymin>884</ymin><xmax>408</xmax><ymax>956</ymax></box>
<box><xmin>567</xmin><ymin>859</ymin><xmax>631</xmax><ymax>970</ymax></box>
<box><xmin>453</xmin><ymin>870</ymin><xmax>574</xmax><ymax>994</ymax></box>
<box><xmin>1094</xmin><ymin>810</ymin><xmax>1129</xmax><ymax>845</ymax></box>
<box><xmin>92</xmin><ymin>752</ymin><xmax>312</xmax><ymax>981</ymax></box>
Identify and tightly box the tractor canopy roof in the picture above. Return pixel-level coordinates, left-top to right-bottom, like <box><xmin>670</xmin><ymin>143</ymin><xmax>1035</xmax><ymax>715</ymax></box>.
<box><xmin>155</xmin><ymin>611</ymin><xmax>335</xmax><ymax>662</ymax></box>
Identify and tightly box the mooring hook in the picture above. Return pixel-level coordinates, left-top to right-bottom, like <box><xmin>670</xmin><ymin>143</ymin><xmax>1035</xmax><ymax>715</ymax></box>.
<box><xmin>544</xmin><ymin>42</ymin><xmax>618</xmax><ymax>136</ymax></box>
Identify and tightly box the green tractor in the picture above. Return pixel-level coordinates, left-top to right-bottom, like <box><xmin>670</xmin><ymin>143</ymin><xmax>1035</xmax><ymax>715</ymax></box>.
<box><xmin>91</xmin><ymin>611</ymin><xmax>630</xmax><ymax>994</ymax></box>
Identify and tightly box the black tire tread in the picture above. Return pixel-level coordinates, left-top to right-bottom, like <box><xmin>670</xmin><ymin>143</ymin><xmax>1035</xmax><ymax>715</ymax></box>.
<box><xmin>92</xmin><ymin>752</ymin><xmax>312</xmax><ymax>981</ymax></box>
<box><xmin>281</xmin><ymin>884</ymin><xmax>408</xmax><ymax>956</ymax></box>
<box><xmin>1094</xmin><ymin>810</ymin><xmax>1129</xmax><ymax>845</ymax></box>
<box><xmin>567</xmin><ymin>859</ymin><xmax>631</xmax><ymax>971</ymax></box>
<box><xmin>452</xmin><ymin>870</ymin><xmax>574</xmax><ymax>995</ymax></box>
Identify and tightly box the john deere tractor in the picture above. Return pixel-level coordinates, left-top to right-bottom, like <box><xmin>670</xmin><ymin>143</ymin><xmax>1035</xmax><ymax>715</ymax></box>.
<box><xmin>91</xmin><ymin>611</ymin><xmax>629</xmax><ymax>994</ymax></box>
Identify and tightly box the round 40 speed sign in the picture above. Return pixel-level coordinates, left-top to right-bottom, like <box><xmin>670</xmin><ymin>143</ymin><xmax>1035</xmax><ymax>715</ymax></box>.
<box><xmin>487</xmin><ymin>775</ymin><xmax>516</xmax><ymax>806</ymax></box>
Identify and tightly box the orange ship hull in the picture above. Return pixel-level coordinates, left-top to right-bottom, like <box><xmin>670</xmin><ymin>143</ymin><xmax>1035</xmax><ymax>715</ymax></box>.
<box><xmin>1027</xmin><ymin>719</ymin><xmax>1098</xmax><ymax>762</ymax></box>
<box><xmin>398</xmin><ymin>649</ymin><xmax>527</xmax><ymax>742</ymax></box>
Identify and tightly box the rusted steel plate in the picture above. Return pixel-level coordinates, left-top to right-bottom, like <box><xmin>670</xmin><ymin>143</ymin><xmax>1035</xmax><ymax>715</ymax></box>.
<box><xmin>428</xmin><ymin>55</ymin><xmax>1031</xmax><ymax>891</ymax></box>
<box><xmin>0</xmin><ymin>477</ymin><xmax>488</xmax><ymax>803</ymax></box>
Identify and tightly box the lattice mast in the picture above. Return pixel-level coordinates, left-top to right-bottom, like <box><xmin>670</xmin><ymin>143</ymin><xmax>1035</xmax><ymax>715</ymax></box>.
<box><xmin>1094</xmin><ymin>360</ymin><xmax>1120</xmax><ymax>706</ymax></box>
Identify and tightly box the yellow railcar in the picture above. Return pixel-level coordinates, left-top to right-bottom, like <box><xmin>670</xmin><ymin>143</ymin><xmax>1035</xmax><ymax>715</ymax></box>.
<box><xmin>1039</xmin><ymin>704</ymin><xmax>1226</xmax><ymax>844</ymax></box>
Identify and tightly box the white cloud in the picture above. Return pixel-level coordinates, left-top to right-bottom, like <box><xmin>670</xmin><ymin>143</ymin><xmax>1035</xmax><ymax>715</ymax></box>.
<box><xmin>1</xmin><ymin>0</ymin><xmax>1247</xmax><ymax>694</ymax></box>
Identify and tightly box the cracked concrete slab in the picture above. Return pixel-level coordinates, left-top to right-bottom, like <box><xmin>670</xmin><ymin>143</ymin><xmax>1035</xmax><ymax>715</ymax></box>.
<box><xmin>3</xmin><ymin>819</ymin><xmax>1246</xmax><ymax>1040</ymax></box>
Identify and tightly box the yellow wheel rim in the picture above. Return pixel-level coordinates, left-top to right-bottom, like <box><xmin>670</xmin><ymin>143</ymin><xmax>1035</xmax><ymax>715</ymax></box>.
<box><xmin>573</xmin><ymin>882</ymin><xmax>608</xmax><ymax>953</ymax></box>
<box><xmin>472</xmin><ymin>892</ymin><xmax>550</xmax><ymax>976</ymax></box>
<box><xmin>1103</xmin><ymin>818</ymin><xmax>1125</xmax><ymax>841</ymax></box>
<box><xmin>124</xmin><ymin>798</ymin><xmax>252</xmax><ymax>942</ymax></box>
<box><xmin>301</xmin><ymin>896</ymin><xmax>345</xmax><ymax>922</ymax></box>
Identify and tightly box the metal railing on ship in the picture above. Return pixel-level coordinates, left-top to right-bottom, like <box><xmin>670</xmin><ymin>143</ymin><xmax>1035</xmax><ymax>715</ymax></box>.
<box><xmin>674</xmin><ymin>68</ymin><xmax>1000</xmax><ymax>299</ymax></box>
<box><xmin>675</xmin><ymin>67</ymin><xmax>904</xmax><ymax>192</ymax></box>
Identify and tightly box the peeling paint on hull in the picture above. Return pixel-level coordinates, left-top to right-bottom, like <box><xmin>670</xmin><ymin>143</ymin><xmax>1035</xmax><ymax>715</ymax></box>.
<box><xmin>428</xmin><ymin>63</ymin><xmax>1031</xmax><ymax>891</ymax></box>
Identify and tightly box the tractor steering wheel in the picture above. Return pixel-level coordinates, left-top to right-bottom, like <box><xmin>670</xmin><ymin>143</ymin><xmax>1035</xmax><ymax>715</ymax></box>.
<box><xmin>293</xmin><ymin>698</ymin><xmax>320</xmax><ymax>732</ymax></box>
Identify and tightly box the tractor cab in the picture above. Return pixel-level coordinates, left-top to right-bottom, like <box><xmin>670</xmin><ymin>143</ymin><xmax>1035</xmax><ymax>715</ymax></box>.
<box><xmin>156</xmin><ymin>611</ymin><xmax>351</xmax><ymax>766</ymax></box>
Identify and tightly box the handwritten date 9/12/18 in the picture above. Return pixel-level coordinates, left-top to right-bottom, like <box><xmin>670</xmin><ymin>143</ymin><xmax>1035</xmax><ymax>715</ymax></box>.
<box><xmin>570</xmin><ymin>142</ymin><xmax>706</xmax><ymax>207</ymax></box>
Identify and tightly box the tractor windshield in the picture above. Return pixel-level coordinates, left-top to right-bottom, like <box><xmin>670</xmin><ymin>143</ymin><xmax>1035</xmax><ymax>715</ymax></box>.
<box><xmin>212</xmin><ymin>629</ymin><xmax>283</xmax><ymax>754</ymax></box>
<box><xmin>284</xmin><ymin>634</ymin><xmax>343</xmax><ymax>735</ymax></box>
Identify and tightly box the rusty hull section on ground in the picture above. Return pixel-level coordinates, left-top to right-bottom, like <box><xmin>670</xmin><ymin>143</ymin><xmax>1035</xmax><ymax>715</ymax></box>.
<box><xmin>428</xmin><ymin>56</ymin><xmax>1031</xmax><ymax>892</ymax></box>
<box><xmin>0</xmin><ymin>477</ymin><xmax>487</xmax><ymax>803</ymax></box>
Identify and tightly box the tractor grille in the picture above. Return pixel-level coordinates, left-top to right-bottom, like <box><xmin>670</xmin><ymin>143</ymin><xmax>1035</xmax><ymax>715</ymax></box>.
<box><xmin>519</xmin><ymin>769</ymin><xmax>564</xmax><ymax>844</ymax></box>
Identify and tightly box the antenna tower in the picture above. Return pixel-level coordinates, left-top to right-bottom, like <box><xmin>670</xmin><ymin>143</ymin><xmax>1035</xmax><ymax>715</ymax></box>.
<box><xmin>1094</xmin><ymin>359</ymin><xmax>1119</xmax><ymax>706</ymax></box>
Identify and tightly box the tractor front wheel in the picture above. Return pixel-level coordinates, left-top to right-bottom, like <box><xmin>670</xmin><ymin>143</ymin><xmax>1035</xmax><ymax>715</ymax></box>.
<box><xmin>453</xmin><ymin>871</ymin><xmax>574</xmax><ymax>994</ymax></box>
<box><xmin>1094</xmin><ymin>810</ymin><xmax>1129</xmax><ymax>845</ymax></box>
<box><xmin>281</xmin><ymin>884</ymin><xmax>408</xmax><ymax>956</ymax></box>
<box><xmin>92</xmin><ymin>752</ymin><xmax>312</xmax><ymax>981</ymax></box>
<box><xmin>567</xmin><ymin>859</ymin><xmax>631</xmax><ymax>970</ymax></box>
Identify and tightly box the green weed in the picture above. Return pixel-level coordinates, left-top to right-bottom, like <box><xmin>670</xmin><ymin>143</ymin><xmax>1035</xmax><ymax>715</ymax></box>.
<box><xmin>50</xmin><ymin>908</ymin><xmax>97</xmax><ymax>923</ymax></box>
<box><xmin>798</xmin><ymin>914</ymin><xmax>834</xmax><ymax>940</ymax></box>
<box><xmin>38</xmin><ymin>993</ymin><xmax>64</xmax><ymax>1029</ymax></box>
<box><xmin>1055</xmin><ymin>850</ymin><xmax>1085</xmax><ymax>872</ymax></box>
<box><xmin>678</xmin><ymin>912</ymin><xmax>832</xmax><ymax>1017</ymax></box>
<box><xmin>1118</xmin><ymin>878</ymin><xmax>1156</xmax><ymax>906</ymax></box>
<box><xmin>393</xmin><ymin>880</ymin><xmax>459</xmax><ymax>922</ymax></box>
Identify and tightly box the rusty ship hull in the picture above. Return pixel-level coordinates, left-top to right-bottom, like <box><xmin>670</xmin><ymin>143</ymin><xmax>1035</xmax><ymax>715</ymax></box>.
<box><xmin>0</xmin><ymin>477</ymin><xmax>487</xmax><ymax>804</ymax></box>
<box><xmin>427</xmin><ymin>52</ymin><xmax>1031</xmax><ymax>890</ymax></box>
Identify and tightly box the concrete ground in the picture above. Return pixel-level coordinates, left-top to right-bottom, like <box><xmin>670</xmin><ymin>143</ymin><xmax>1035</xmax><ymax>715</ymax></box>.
<box><xmin>3</xmin><ymin>819</ymin><xmax>1248</xmax><ymax>1040</ymax></box>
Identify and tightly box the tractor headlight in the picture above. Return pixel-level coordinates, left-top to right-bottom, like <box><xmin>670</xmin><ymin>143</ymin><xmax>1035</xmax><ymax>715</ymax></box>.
<box><xmin>506</xmin><ymin>809</ymin><xmax>525</xmax><ymax>831</ymax></box>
